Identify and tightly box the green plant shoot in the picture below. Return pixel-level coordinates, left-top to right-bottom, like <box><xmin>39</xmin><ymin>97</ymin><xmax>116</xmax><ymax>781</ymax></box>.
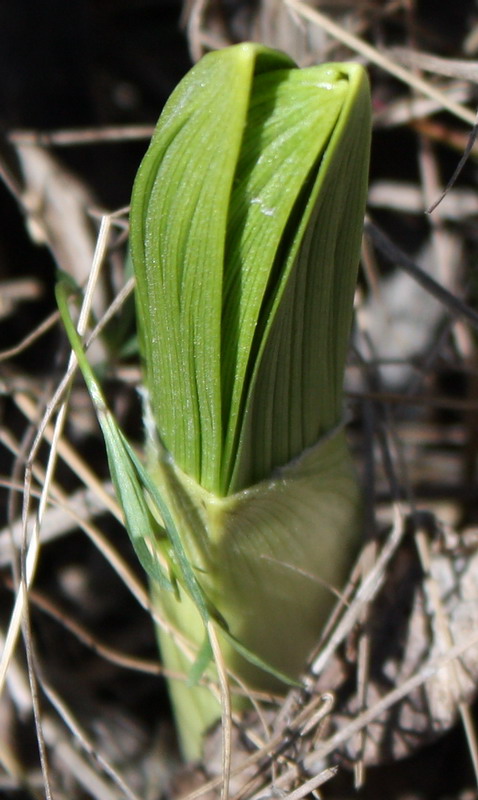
<box><xmin>114</xmin><ymin>41</ymin><xmax>369</xmax><ymax>759</ymax></box>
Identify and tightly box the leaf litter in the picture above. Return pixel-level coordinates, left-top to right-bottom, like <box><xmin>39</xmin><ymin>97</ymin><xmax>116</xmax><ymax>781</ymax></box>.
<box><xmin>2</xmin><ymin>1</ymin><xmax>478</xmax><ymax>798</ymax></box>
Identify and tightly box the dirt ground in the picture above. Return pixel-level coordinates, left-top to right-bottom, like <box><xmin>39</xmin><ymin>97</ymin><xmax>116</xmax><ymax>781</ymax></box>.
<box><xmin>2</xmin><ymin>1</ymin><xmax>478</xmax><ymax>798</ymax></box>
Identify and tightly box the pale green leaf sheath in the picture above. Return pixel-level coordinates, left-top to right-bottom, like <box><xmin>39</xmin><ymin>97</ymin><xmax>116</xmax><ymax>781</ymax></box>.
<box><xmin>130</xmin><ymin>42</ymin><xmax>371</xmax><ymax>759</ymax></box>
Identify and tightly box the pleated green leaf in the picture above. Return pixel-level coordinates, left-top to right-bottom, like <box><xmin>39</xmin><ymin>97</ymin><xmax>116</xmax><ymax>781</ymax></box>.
<box><xmin>223</xmin><ymin>62</ymin><xmax>371</xmax><ymax>492</ymax></box>
<box><xmin>130</xmin><ymin>43</ymin><xmax>371</xmax><ymax>497</ymax></box>
<box><xmin>131</xmin><ymin>44</ymin><xmax>294</xmax><ymax>496</ymax></box>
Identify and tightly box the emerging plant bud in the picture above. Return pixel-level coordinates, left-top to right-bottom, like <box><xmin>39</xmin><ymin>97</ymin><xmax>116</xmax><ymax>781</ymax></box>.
<box><xmin>130</xmin><ymin>42</ymin><xmax>371</xmax><ymax>758</ymax></box>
